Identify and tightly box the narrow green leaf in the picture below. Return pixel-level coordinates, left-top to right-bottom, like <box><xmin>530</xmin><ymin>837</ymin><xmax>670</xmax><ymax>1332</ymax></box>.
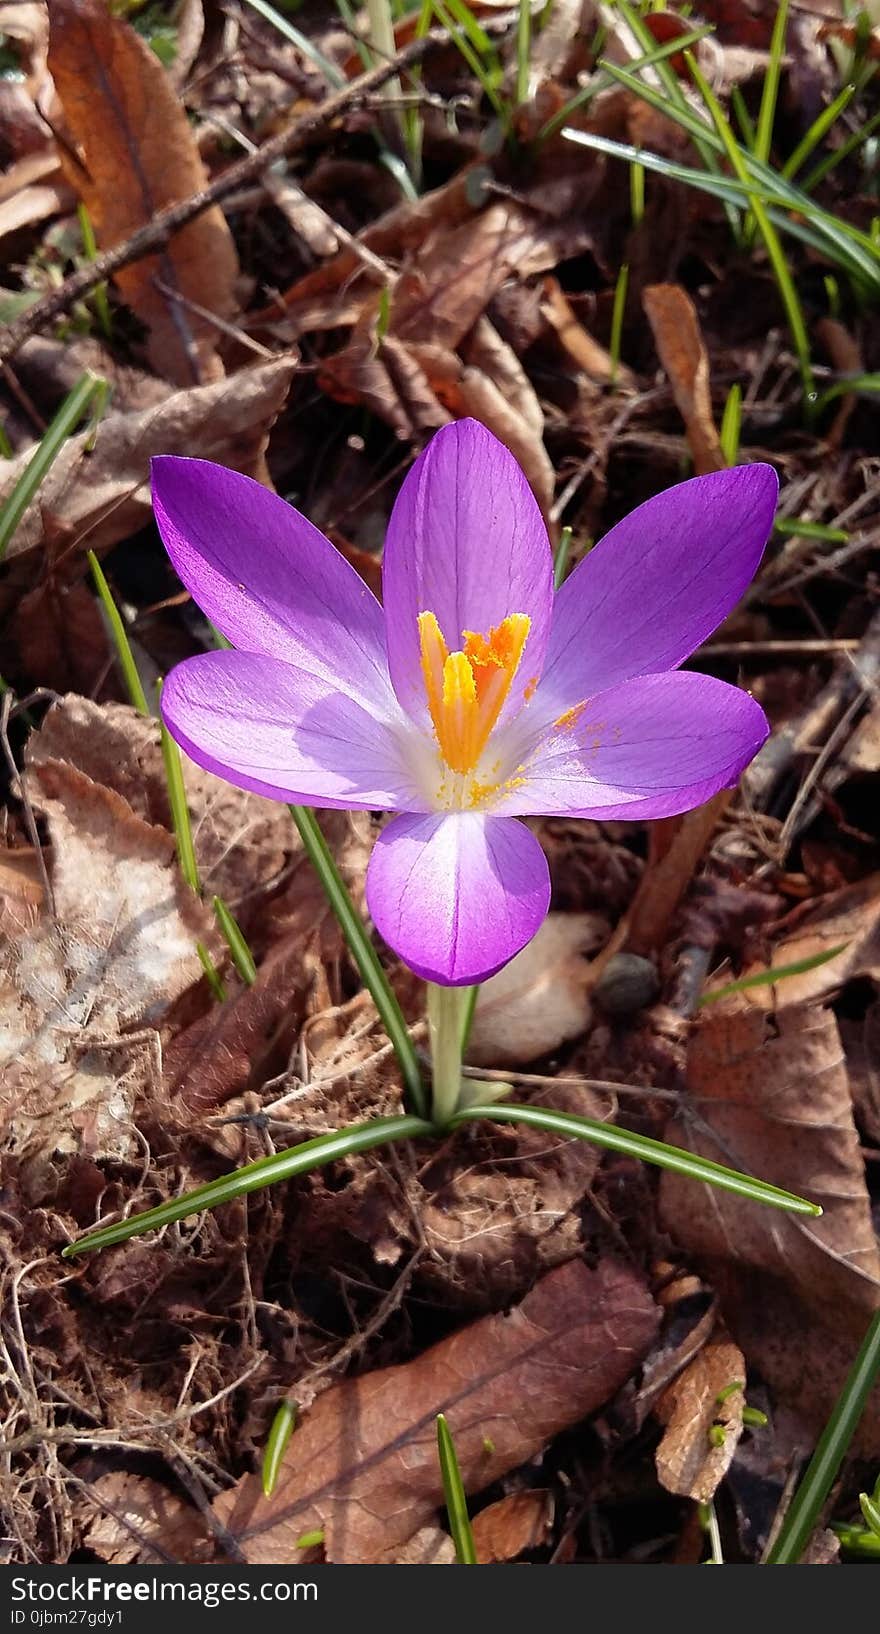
<box><xmin>719</xmin><ymin>383</ymin><xmax>742</xmax><ymax>466</ymax></box>
<box><xmin>609</xmin><ymin>262</ymin><xmax>629</xmax><ymax>388</ymax></box>
<box><xmin>437</xmin><ymin>1415</ymin><xmax>477</xmax><ymax>1564</ymax></box>
<box><xmin>782</xmin><ymin>82</ymin><xmax>857</xmax><ymax>181</ymax></box>
<box><xmin>698</xmin><ymin>944</ymin><xmax>848</xmax><ymax>1007</ymax></box>
<box><xmin>815</xmin><ymin>372</ymin><xmax>880</xmax><ymax>412</ymax></box>
<box><xmin>157</xmin><ymin>686</ymin><xmax>200</xmax><ymax>894</ymax></box>
<box><xmin>459</xmin><ymin>983</ymin><xmax>479</xmax><ymax>1052</ymax></box>
<box><xmin>0</xmin><ymin>373</ymin><xmax>106</xmax><ymax>562</ymax></box>
<box><xmin>754</xmin><ymin>0</ymin><xmax>788</xmax><ymax>167</ymax></box>
<box><xmin>262</xmin><ymin>1400</ymin><xmax>297</xmax><ymax>1498</ymax></box>
<box><xmin>516</xmin><ymin>0</ymin><xmax>530</xmax><ymax>105</ymax></box>
<box><xmin>453</xmin><ymin>1103</ymin><xmax>822</xmax><ymax>1216</ymax></box>
<box><xmin>553</xmin><ymin>524</ymin><xmax>573</xmax><ymax>589</ymax></box>
<box><xmin>766</xmin><ymin>1309</ymin><xmax>880</xmax><ymax>1563</ymax></box>
<box><xmin>212</xmin><ymin>895</ymin><xmax>257</xmax><ymax>987</ymax></box>
<box><xmin>77</xmin><ymin>202</ymin><xmax>112</xmax><ymax>340</ymax></box>
<box><xmin>197</xmin><ymin>941</ymin><xmax>227</xmax><ymax>1003</ymax></box>
<box><xmin>289</xmin><ymin>805</ymin><xmax>426</xmax><ymax>1118</ymax></box>
<box><xmin>833</xmin><ymin>1523</ymin><xmax>880</xmax><ymax>1559</ymax></box>
<box><xmin>62</xmin><ymin>1114</ymin><xmax>434</xmax><ymax>1255</ymax></box>
<box><xmin>774</xmin><ymin>517</ymin><xmax>850</xmax><ymax>542</ymax></box>
<box><xmin>88</xmin><ymin>550</ymin><xmax>150</xmax><ymax>715</ymax></box>
<box><xmin>859</xmin><ymin>1491</ymin><xmax>880</xmax><ymax>1537</ymax></box>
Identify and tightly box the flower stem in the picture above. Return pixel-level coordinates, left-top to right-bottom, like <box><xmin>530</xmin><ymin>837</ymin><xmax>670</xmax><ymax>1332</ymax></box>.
<box><xmin>427</xmin><ymin>982</ymin><xmax>473</xmax><ymax>1125</ymax></box>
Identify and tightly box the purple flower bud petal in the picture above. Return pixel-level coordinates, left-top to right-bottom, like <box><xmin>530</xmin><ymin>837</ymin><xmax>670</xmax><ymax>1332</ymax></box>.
<box><xmin>500</xmin><ymin>670</ymin><xmax>769</xmax><ymax>820</ymax></box>
<box><xmin>161</xmin><ymin>649</ymin><xmax>416</xmax><ymax>810</ymax></box>
<box><xmin>366</xmin><ymin>811</ymin><xmax>550</xmax><ymax>986</ymax></box>
<box><xmin>382</xmin><ymin>420</ymin><xmax>554</xmax><ymax>729</ymax></box>
<box><xmin>540</xmin><ymin>464</ymin><xmax>778</xmax><ymax>708</ymax></box>
<box><xmin>151</xmin><ymin>457</ymin><xmax>393</xmax><ymax>715</ymax></box>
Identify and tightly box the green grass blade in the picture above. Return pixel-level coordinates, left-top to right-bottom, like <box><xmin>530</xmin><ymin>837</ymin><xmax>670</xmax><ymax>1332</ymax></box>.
<box><xmin>775</xmin><ymin>517</ymin><xmax>850</xmax><ymax>542</ymax></box>
<box><xmin>241</xmin><ymin>0</ymin><xmax>345</xmax><ymax>85</ymax></box>
<box><xmin>538</xmin><ymin>23</ymin><xmax>711</xmax><ymax>141</ymax></box>
<box><xmin>88</xmin><ymin>550</ymin><xmax>151</xmax><ymax>715</ymax></box>
<box><xmin>720</xmin><ymin>383</ymin><xmax>742</xmax><ymax>465</ymax></box>
<box><xmin>157</xmin><ymin>685</ymin><xmax>200</xmax><ymax>894</ymax></box>
<box><xmin>262</xmin><ymin>1400</ymin><xmax>297</xmax><ymax>1498</ymax></box>
<box><xmin>782</xmin><ymin>82</ymin><xmax>857</xmax><ymax>181</ymax></box>
<box><xmin>815</xmin><ymin>371</ymin><xmax>880</xmax><ymax>412</ymax></box>
<box><xmin>516</xmin><ymin>0</ymin><xmax>530</xmax><ymax>105</ymax></box>
<box><xmin>0</xmin><ymin>373</ymin><xmax>105</xmax><ymax>562</ymax></box>
<box><xmin>453</xmin><ymin>1103</ymin><xmax>822</xmax><ymax>1216</ymax></box>
<box><xmin>212</xmin><ymin>896</ymin><xmax>257</xmax><ymax>986</ymax></box>
<box><xmin>77</xmin><ymin>202</ymin><xmax>112</xmax><ymax>340</ymax></box>
<box><xmin>803</xmin><ymin>107</ymin><xmax>880</xmax><ymax>192</ymax></box>
<box><xmin>289</xmin><ymin>805</ymin><xmax>426</xmax><ymax>1117</ymax></box>
<box><xmin>198</xmin><ymin>942</ymin><xmax>227</xmax><ymax>1003</ymax></box>
<box><xmin>553</xmin><ymin>524</ymin><xmax>573</xmax><ymax>589</ymax></box>
<box><xmin>754</xmin><ymin>0</ymin><xmax>788</xmax><ymax>166</ymax></box>
<box><xmin>609</xmin><ymin>262</ymin><xmax>629</xmax><ymax>388</ymax></box>
<box><xmin>766</xmin><ymin>1309</ymin><xmax>880</xmax><ymax>1563</ymax></box>
<box><xmin>685</xmin><ymin>51</ymin><xmax>815</xmax><ymax>406</ymax></box>
<box><xmin>437</xmin><ymin>1415</ymin><xmax>477</xmax><ymax>1564</ymax></box>
<box><xmin>698</xmin><ymin>944</ymin><xmax>848</xmax><ymax>1007</ymax></box>
<box><xmin>62</xmin><ymin>1114</ymin><xmax>434</xmax><ymax>1255</ymax></box>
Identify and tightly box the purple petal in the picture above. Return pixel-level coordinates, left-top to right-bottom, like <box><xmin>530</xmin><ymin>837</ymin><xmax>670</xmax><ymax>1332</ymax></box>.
<box><xmin>152</xmin><ymin>457</ymin><xmax>393</xmax><ymax>715</ymax></box>
<box><xmin>501</xmin><ymin>670</ymin><xmax>769</xmax><ymax>820</ymax></box>
<box><xmin>540</xmin><ymin>464</ymin><xmax>777</xmax><ymax>706</ymax></box>
<box><xmin>366</xmin><ymin>811</ymin><xmax>550</xmax><ymax>985</ymax></box>
<box><xmin>381</xmin><ymin>420</ymin><xmax>554</xmax><ymax>726</ymax></box>
<box><xmin>161</xmin><ymin>649</ymin><xmax>417</xmax><ymax>810</ymax></box>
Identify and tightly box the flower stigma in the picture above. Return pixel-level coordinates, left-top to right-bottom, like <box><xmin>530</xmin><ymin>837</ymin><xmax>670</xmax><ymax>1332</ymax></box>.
<box><xmin>418</xmin><ymin>609</ymin><xmax>531</xmax><ymax>806</ymax></box>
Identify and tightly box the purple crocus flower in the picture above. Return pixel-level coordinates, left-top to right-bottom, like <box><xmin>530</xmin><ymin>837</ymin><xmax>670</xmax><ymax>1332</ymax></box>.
<box><xmin>152</xmin><ymin>420</ymin><xmax>776</xmax><ymax>987</ymax></box>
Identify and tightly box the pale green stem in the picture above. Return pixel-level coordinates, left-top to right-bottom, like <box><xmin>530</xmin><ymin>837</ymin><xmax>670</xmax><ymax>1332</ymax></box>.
<box><xmin>427</xmin><ymin>982</ymin><xmax>471</xmax><ymax>1125</ymax></box>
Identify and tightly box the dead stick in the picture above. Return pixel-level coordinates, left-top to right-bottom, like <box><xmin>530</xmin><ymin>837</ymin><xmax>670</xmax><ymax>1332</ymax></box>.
<box><xmin>0</xmin><ymin>23</ymin><xmax>510</xmax><ymax>368</ymax></box>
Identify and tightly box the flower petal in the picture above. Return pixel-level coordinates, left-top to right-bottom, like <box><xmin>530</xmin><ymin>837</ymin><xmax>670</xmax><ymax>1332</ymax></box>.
<box><xmin>366</xmin><ymin>811</ymin><xmax>550</xmax><ymax>985</ymax></box>
<box><xmin>501</xmin><ymin>670</ymin><xmax>768</xmax><ymax>820</ymax></box>
<box><xmin>381</xmin><ymin>420</ymin><xmax>554</xmax><ymax>726</ymax></box>
<box><xmin>540</xmin><ymin>464</ymin><xmax>778</xmax><ymax>706</ymax></box>
<box><xmin>152</xmin><ymin>456</ymin><xmax>393</xmax><ymax>715</ymax></box>
<box><xmin>161</xmin><ymin>649</ymin><xmax>417</xmax><ymax>810</ymax></box>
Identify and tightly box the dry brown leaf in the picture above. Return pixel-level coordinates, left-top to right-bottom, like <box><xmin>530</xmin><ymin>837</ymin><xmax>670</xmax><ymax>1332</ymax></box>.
<box><xmin>82</xmin><ymin>1472</ymin><xmax>213</xmax><ymax>1565</ymax></box>
<box><xmin>0</xmin><ymin>758</ymin><xmax>210</xmax><ymax>1173</ymax></box>
<box><xmin>29</xmin><ymin>695</ymin><xmax>291</xmax><ymax>905</ymax></box>
<box><xmin>467</xmin><ymin>912</ymin><xmax>606</xmax><ymax>1065</ymax></box>
<box><xmin>391</xmin><ymin>1527</ymin><xmax>456</xmax><ymax>1565</ymax></box>
<box><xmin>541</xmin><ymin>275</ymin><xmax>634</xmax><ymax>387</ymax></box>
<box><xmin>213</xmin><ymin>1258</ymin><xmax>659</xmax><ymax>1563</ymax></box>
<box><xmin>660</xmin><ymin>1004</ymin><xmax>880</xmax><ymax>1334</ymax></box>
<box><xmin>643</xmin><ymin>283</ymin><xmax>725</xmax><ymax>474</ymax></box>
<box><xmin>472</xmin><ymin>1490</ymin><xmax>553</xmax><ymax>1563</ymax></box>
<box><xmin>0</xmin><ymin>847</ymin><xmax>44</xmax><ymax>939</ymax></box>
<box><xmin>0</xmin><ymin>357</ymin><xmax>294</xmax><ymax>580</ymax></box>
<box><xmin>48</xmin><ymin>0</ymin><xmax>238</xmax><ymax>385</ymax></box>
<box><xmin>730</xmin><ymin>874</ymin><xmax>880</xmax><ymax>1010</ymax></box>
<box><xmin>626</xmin><ymin>792</ymin><xmax>732</xmax><ymax>957</ymax></box>
<box><xmin>655</xmin><ymin>1338</ymin><xmax>745</xmax><ymax>1503</ymax></box>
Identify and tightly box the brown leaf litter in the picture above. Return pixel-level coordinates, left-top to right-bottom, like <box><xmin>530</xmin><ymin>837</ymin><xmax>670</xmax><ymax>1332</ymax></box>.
<box><xmin>48</xmin><ymin>0</ymin><xmax>239</xmax><ymax>385</ymax></box>
<box><xmin>211</xmin><ymin>1258</ymin><xmax>659</xmax><ymax>1564</ymax></box>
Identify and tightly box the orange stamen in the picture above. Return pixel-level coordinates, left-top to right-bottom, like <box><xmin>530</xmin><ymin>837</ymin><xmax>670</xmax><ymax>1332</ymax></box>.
<box><xmin>418</xmin><ymin>610</ymin><xmax>531</xmax><ymax>776</ymax></box>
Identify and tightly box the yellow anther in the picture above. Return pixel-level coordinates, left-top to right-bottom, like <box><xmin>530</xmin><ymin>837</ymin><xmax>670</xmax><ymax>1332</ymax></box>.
<box><xmin>418</xmin><ymin>609</ymin><xmax>531</xmax><ymax>776</ymax></box>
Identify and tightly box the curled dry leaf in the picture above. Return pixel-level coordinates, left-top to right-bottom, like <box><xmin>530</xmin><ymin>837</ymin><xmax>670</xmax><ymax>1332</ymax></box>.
<box><xmin>541</xmin><ymin>275</ymin><xmax>635</xmax><ymax>388</ymax></box>
<box><xmin>0</xmin><ymin>758</ymin><xmax>211</xmax><ymax>1173</ymax></box>
<box><xmin>660</xmin><ymin>1004</ymin><xmax>880</xmax><ymax>1335</ymax></box>
<box><xmin>212</xmin><ymin>1258</ymin><xmax>659</xmax><ymax>1564</ymax></box>
<box><xmin>728</xmin><ymin>873</ymin><xmax>880</xmax><ymax>1010</ymax></box>
<box><xmin>48</xmin><ymin>0</ymin><xmax>239</xmax><ymax>385</ymax></box>
<box><xmin>467</xmin><ymin>912</ymin><xmax>606</xmax><ymax>1066</ymax></box>
<box><xmin>654</xmin><ymin>1337</ymin><xmax>746</xmax><ymax>1504</ymax></box>
<box><xmin>472</xmin><ymin>1490</ymin><xmax>553</xmax><ymax>1564</ymax></box>
<box><xmin>625</xmin><ymin>792</ymin><xmax>732</xmax><ymax>958</ymax></box>
<box><xmin>0</xmin><ymin>357</ymin><xmax>295</xmax><ymax>585</ymax></box>
<box><xmin>29</xmin><ymin>696</ymin><xmax>291</xmax><ymax>905</ymax></box>
<box><xmin>82</xmin><ymin>1472</ymin><xmax>213</xmax><ymax>1566</ymax></box>
<box><xmin>642</xmin><ymin>284</ymin><xmax>725</xmax><ymax>475</ymax></box>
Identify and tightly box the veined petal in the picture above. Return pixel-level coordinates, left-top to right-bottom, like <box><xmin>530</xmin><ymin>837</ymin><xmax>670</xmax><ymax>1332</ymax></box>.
<box><xmin>382</xmin><ymin>420</ymin><xmax>554</xmax><ymax>729</ymax></box>
<box><xmin>152</xmin><ymin>457</ymin><xmax>394</xmax><ymax>716</ymax></box>
<box><xmin>500</xmin><ymin>670</ymin><xmax>768</xmax><ymax>820</ymax></box>
<box><xmin>161</xmin><ymin>650</ymin><xmax>418</xmax><ymax>810</ymax></box>
<box><xmin>366</xmin><ymin>811</ymin><xmax>550</xmax><ymax>985</ymax></box>
<box><xmin>540</xmin><ymin>464</ymin><xmax>778</xmax><ymax>706</ymax></box>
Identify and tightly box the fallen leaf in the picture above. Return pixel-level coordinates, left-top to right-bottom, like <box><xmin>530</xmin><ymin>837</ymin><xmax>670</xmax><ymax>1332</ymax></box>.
<box><xmin>0</xmin><ymin>847</ymin><xmax>44</xmax><ymax>938</ymax></box>
<box><xmin>655</xmin><ymin>1338</ymin><xmax>745</xmax><ymax>1503</ymax></box>
<box><xmin>212</xmin><ymin>1258</ymin><xmax>659</xmax><ymax>1563</ymax></box>
<box><xmin>82</xmin><ymin>1472</ymin><xmax>213</xmax><ymax>1565</ymax></box>
<box><xmin>660</xmin><ymin>1004</ymin><xmax>880</xmax><ymax>1334</ymax></box>
<box><xmin>472</xmin><ymin>1490</ymin><xmax>553</xmax><ymax>1563</ymax></box>
<box><xmin>0</xmin><ymin>758</ymin><xmax>210</xmax><ymax>1174</ymax></box>
<box><xmin>0</xmin><ymin>357</ymin><xmax>295</xmax><ymax>587</ymax></box>
<box><xmin>730</xmin><ymin>875</ymin><xmax>880</xmax><ymax>1010</ymax></box>
<box><xmin>625</xmin><ymin>792</ymin><xmax>732</xmax><ymax>957</ymax></box>
<box><xmin>48</xmin><ymin>0</ymin><xmax>239</xmax><ymax>384</ymax></box>
<box><xmin>467</xmin><ymin>913</ymin><xmax>606</xmax><ymax>1065</ymax></box>
<box><xmin>541</xmin><ymin>276</ymin><xmax>635</xmax><ymax>387</ymax></box>
<box><xmin>643</xmin><ymin>284</ymin><xmax>725</xmax><ymax>474</ymax></box>
<box><xmin>29</xmin><ymin>696</ymin><xmax>291</xmax><ymax>905</ymax></box>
